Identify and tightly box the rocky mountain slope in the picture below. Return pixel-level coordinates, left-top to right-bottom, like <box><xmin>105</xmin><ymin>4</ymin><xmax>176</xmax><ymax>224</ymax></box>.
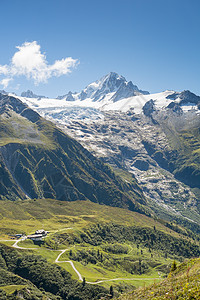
<box><xmin>61</xmin><ymin>109</ymin><xmax>200</xmax><ymax>226</ymax></box>
<box><xmin>16</xmin><ymin>73</ymin><xmax>200</xmax><ymax>227</ymax></box>
<box><xmin>0</xmin><ymin>93</ymin><xmax>148</xmax><ymax>215</ymax></box>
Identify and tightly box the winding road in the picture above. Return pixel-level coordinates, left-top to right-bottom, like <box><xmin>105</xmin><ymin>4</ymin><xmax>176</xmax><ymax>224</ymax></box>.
<box><xmin>1</xmin><ymin>238</ymin><xmax>161</xmax><ymax>284</ymax></box>
<box><xmin>55</xmin><ymin>249</ymin><xmax>83</xmax><ymax>281</ymax></box>
<box><xmin>13</xmin><ymin>238</ymin><xmax>36</xmax><ymax>250</ymax></box>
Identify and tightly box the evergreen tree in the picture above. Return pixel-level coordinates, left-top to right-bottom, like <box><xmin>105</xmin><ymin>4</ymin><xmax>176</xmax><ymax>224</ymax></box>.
<box><xmin>110</xmin><ymin>285</ymin><xmax>114</xmax><ymax>298</ymax></box>
<box><xmin>171</xmin><ymin>260</ymin><xmax>177</xmax><ymax>272</ymax></box>
<box><xmin>82</xmin><ymin>277</ymin><xmax>86</xmax><ymax>287</ymax></box>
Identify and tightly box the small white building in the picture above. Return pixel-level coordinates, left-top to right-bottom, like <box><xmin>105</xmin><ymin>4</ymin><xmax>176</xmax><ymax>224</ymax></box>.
<box><xmin>27</xmin><ymin>234</ymin><xmax>44</xmax><ymax>241</ymax></box>
<box><xmin>35</xmin><ymin>229</ymin><xmax>47</xmax><ymax>235</ymax></box>
<box><xmin>26</xmin><ymin>229</ymin><xmax>48</xmax><ymax>241</ymax></box>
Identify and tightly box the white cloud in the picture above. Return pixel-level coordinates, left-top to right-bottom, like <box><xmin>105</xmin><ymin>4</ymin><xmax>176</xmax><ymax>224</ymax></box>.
<box><xmin>0</xmin><ymin>78</ymin><xmax>12</xmax><ymax>89</ymax></box>
<box><xmin>0</xmin><ymin>65</ymin><xmax>9</xmax><ymax>75</ymax></box>
<box><xmin>50</xmin><ymin>57</ymin><xmax>78</xmax><ymax>76</ymax></box>
<box><xmin>0</xmin><ymin>41</ymin><xmax>79</xmax><ymax>87</ymax></box>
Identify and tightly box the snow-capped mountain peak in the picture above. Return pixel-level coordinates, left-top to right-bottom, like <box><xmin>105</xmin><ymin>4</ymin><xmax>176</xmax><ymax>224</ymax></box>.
<box><xmin>59</xmin><ymin>72</ymin><xmax>149</xmax><ymax>102</ymax></box>
<box><xmin>88</xmin><ymin>72</ymin><xmax>127</xmax><ymax>93</ymax></box>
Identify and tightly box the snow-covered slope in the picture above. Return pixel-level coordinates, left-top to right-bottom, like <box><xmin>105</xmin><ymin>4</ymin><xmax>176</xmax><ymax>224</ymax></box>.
<box><xmin>16</xmin><ymin>73</ymin><xmax>200</xmax><ymax>125</ymax></box>
<box><xmin>17</xmin><ymin>89</ymin><xmax>200</xmax><ymax>126</ymax></box>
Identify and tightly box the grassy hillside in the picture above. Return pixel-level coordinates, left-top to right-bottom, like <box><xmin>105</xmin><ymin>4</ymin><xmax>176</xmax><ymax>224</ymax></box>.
<box><xmin>0</xmin><ymin>243</ymin><xmax>107</xmax><ymax>299</ymax></box>
<box><xmin>117</xmin><ymin>257</ymin><xmax>200</xmax><ymax>299</ymax></box>
<box><xmin>0</xmin><ymin>199</ymin><xmax>199</xmax><ymax>292</ymax></box>
<box><xmin>0</xmin><ymin>198</ymin><xmax>194</xmax><ymax>238</ymax></box>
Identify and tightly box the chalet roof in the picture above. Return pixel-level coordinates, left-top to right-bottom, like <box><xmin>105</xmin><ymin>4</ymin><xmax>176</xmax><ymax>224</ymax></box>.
<box><xmin>27</xmin><ymin>234</ymin><xmax>44</xmax><ymax>238</ymax></box>
<box><xmin>35</xmin><ymin>229</ymin><xmax>46</xmax><ymax>234</ymax></box>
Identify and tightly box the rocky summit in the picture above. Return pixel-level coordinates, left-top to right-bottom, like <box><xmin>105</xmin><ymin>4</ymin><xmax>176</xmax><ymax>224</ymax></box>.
<box><xmin>56</xmin><ymin>72</ymin><xmax>149</xmax><ymax>102</ymax></box>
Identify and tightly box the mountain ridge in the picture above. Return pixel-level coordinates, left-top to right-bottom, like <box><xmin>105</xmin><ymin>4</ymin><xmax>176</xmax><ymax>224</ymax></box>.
<box><xmin>56</xmin><ymin>72</ymin><xmax>149</xmax><ymax>102</ymax></box>
<box><xmin>21</xmin><ymin>90</ymin><xmax>48</xmax><ymax>99</ymax></box>
<box><xmin>18</xmin><ymin>73</ymin><xmax>200</xmax><ymax>114</ymax></box>
<box><xmin>17</xmin><ymin>74</ymin><xmax>200</xmax><ymax>127</ymax></box>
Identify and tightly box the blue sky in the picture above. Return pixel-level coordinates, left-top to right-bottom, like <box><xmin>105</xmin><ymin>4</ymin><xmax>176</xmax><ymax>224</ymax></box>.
<box><xmin>0</xmin><ymin>0</ymin><xmax>200</xmax><ymax>97</ymax></box>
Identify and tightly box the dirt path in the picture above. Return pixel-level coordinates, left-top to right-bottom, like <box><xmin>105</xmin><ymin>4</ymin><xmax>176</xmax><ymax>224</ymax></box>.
<box><xmin>55</xmin><ymin>248</ymin><xmax>160</xmax><ymax>285</ymax></box>
<box><xmin>55</xmin><ymin>249</ymin><xmax>83</xmax><ymax>281</ymax></box>
<box><xmin>1</xmin><ymin>239</ymin><xmax>83</xmax><ymax>281</ymax></box>
<box><xmin>87</xmin><ymin>277</ymin><xmax>160</xmax><ymax>285</ymax></box>
<box><xmin>13</xmin><ymin>237</ymin><xmax>36</xmax><ymax>250</ymax></box>
<box><xmin>1</xmin><ymin>239</ymin><xmax>161</xmax><ymax>284</ymax></box>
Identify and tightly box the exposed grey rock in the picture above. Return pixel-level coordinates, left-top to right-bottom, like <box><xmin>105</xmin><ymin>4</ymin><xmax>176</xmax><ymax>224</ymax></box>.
<box><xmin>143</xmin><ymin>99</ymin><xmax>156</xmax><ymax>117</ymax></box>
<box><xmin>0</xmin><ymin>90</ymin><xmax>8</xmax><ymax>95</ymax></box>
<box><xmin>80</xmin><ymin>90</ymin><xmax>87</xmax><ymax>100</ymax></box>
<box><xmin>56</xmin><ymin>109</ymin><xmax>198</xmax><ymax>224</ymax></box>
<box><xmin>166</xmin><ymin>92</ymin><xmax>179</xmax><ymax>100</ymax></box>
<box><xmin>57</xmin><ymin>91</ymin><xmax>75</xmax><ymax>101</ymax></box>
<box><xmin>179</xmin><ymin>90</ymin><xmax>200</xmax><ymax>105</ymax></box>
<box><xmin>65</xmin><ymin>91</ymin><xmax>75</xmax><ymax>101</ymax></box>
<box><xmin>167</xmin><ymin>101</ymin><xmax>183</xmax><ymax>115</ymax></box>
<box><xmin>133</xmin><ymin>159</ymin><xmax>149</xmax><ymax>171</ymax></box>
<box><xmin>166</xmin><ymin>90</ymin><xmax>200</xmax><ymax>105</ymax></box>
<box><xmin>142</xmin><ymin>99</ymin><xmax>159</xmax><ymax>124</ymax></box>
<box><xmin>21</xmin><ymin>90</ymin><xmax>48</xmax><ymax>99</ymax></box>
